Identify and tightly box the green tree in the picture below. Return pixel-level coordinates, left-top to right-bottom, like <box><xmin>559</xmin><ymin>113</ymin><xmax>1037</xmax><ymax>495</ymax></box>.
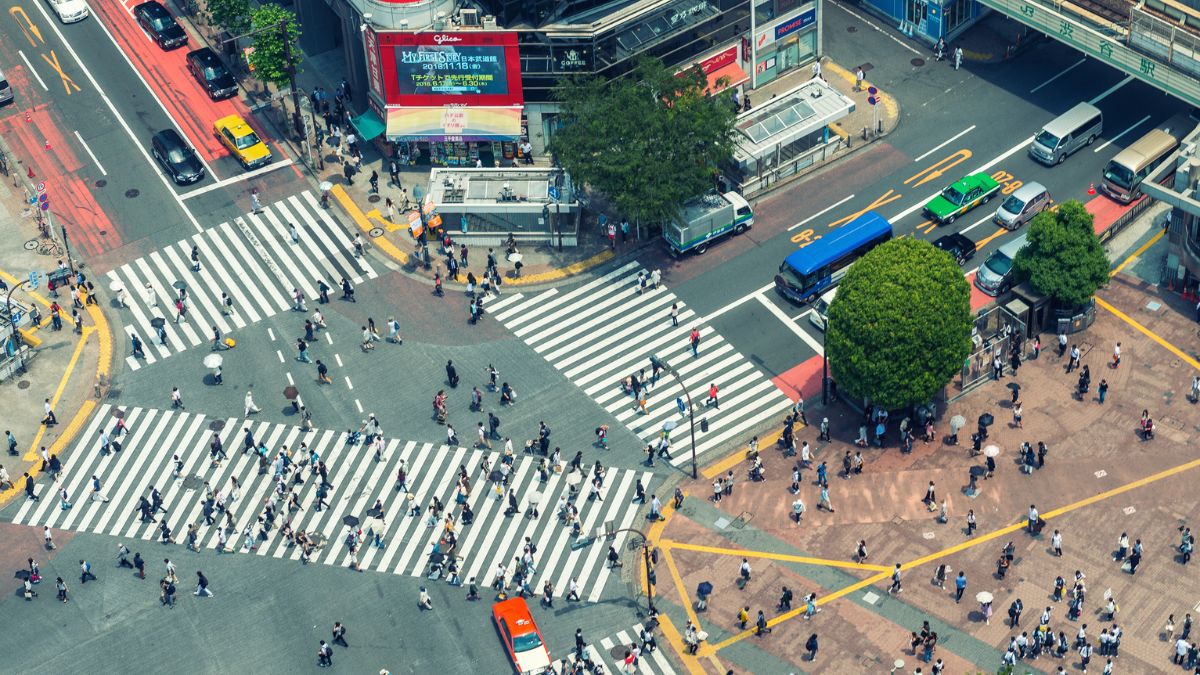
<box><xmin>247</xmin><ymin>6</ymin><xmax>301</xmax><ymax>88</ymax></box>
<box><xmin>826</xmin><ymin>238</ymin><xmax>973</xmax><ymax>410</ymax></box>
<box><xmin>1012</xmin><ymin>200</ymin><xmax>1109</xmax><ymax>308</ymax></box>
<box><xmin>207</xmin><ymin>0</ymin><xmax>251</xmax><ymax>36</ymax></box>
<box><xmin>548</xmin><ymin>56</ymin><xmax>737</xmax><ymax>226</ymax></box>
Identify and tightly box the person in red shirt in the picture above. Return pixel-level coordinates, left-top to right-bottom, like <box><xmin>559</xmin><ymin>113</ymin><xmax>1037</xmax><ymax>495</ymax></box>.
<box><xmin>689</xmin><ymin>327</ymin><xmax>701</xmax><ymax>357</ymax></box>
<box><xmin>707</xmin><ymin>383</ymin><xmax>719</xmax><ymax>409</ymax></box>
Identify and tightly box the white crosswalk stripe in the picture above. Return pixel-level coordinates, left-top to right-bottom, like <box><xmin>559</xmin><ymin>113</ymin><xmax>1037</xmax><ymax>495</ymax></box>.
<box><xmin>107</xmin><ymin>191</ymin><xmax>377</xmax><ymax>371</ymax></box>
<box><xmin>493</xmin><ymin>265</ymin><xmax>793</xmax><ymax>467</ymax></box>
<box><xmin>11</xmin><ymin>406</ymin><xmax>654</xmax><ymax>602</ymax></box>
<box><xmin>557</xmin><ymin>623</ymin><xmax>677</xmax><ymax>674</ymax></box>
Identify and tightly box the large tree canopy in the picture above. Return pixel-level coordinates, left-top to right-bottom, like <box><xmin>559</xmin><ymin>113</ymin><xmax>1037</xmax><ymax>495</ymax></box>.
<box><xmin>548</xmin><ymin>57</ymin><xmax>737</xmax><ymax>226</ymax></box>
<box><xmin>248</xmin><ymin>6</ymin><xmax>301</xmax><ymax>88</ymax></box>
<box><xmin>1012</xmin><ymin>200</ymin><xmax>1110</xmax><ymax>308</ymax></box>
<box><xmin>826</xmin><ymin>237</ymin><xmax>973</xmax><ymax>410</ymax></box>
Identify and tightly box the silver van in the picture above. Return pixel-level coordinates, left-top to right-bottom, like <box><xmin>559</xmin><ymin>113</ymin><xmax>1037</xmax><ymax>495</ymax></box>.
<box><xmin>974</xmin><ymin>234</ymin><xmax>1029</xmax><ymax>296</ymax></box>
<box><xmin>0</xmin><ymin>69</ymin><xmax>12</xmax><ymax>107</ymax></box>
<box><xmin>1029</xmin><ymin>102</ymin><xmax>1103</xmax><ymax>166</ymax></box>
<box><xmin>994</xmin><ymin>182</ymin><xmax>1051</xmax><ymax>230</ymax></box>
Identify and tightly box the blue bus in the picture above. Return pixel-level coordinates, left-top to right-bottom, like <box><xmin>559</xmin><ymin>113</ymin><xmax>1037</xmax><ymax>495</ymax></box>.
<box><xmin>774</xmin><ymin>211</ymin><xmax>893</xmax><ymax>304</ymax></box>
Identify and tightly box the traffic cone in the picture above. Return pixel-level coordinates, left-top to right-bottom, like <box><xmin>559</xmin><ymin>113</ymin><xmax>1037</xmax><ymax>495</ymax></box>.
<box><xmin>44</xmin><ymin>139</ymin><xmax>51</xmax><ymax>150</ymax></box>
<box><xmin>1087</xmin><ymin>182</ymin><xmax>1095</xmax><ymax>195</ymax></box>
<box><xmin>27</xmin><ymin>166</ymin><xmax>35</xmax><ymax>179</ymax></box>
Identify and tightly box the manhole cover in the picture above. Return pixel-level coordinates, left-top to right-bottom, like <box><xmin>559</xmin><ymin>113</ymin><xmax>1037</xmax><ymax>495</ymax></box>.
<box><xmin>848</xmin><ymin>25</ymin><xmax>858</xmax><ymax>32</ymax></box>
<box><xmin>208</xmin><ymin>420</ymin><xmax>226</xmax><ymax>431</ymax></box>
<box><xmin>17</xmin><ymin>380</ymin><xmax>30</xmax><ymax>389</ymax></box>
<box><xmin>367</xmin><ymin>194</ymin><xmax>381</xmax><ymax>203</ymax></box>
<box><xmin>99</xmin><ymin>230</ymin><xmax>107</xmax><ymax>236</ymax></box>
<box><xmin>95</xmin><ymin>179</ymin><xmax>107</xmax><ymax>188</ymax></box>
<box><xmin>125</xmin><ymin>189</ymin><xmax>139</xmax><ymax>198</ymax></box>
<box><xmin>369</xmin><ymin>227</ymin><xmax>384</xmax><ymax>238</ymax></box>
<box><xmin>911</xmin><ymin>57</ymin><xmax>925</xmax><ymax>67</ymax></box>
<box><xmin>24</xmin><ymin>239</ymin><xmax>38</xmax><ymax>250</ymax></box>
<box><xmin>181</xmin><ymin>475</ymin><xmax>204</xmax><ymax>490</ymax></box>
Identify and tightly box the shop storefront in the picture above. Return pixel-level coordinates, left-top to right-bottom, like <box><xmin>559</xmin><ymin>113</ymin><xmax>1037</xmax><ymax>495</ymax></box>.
<box><xmin>680</xmin><ymin>44</ymin><xmax>751</xmax><ymax>95</ymax></box>
<box><xmin>857</xmin><ymin>0</ymin><xmax>985</xmax><ymax>44</ymax></box>
<box><xmin>751</xmin><ymin>4</ymin><xmax>817</xmax><ymax>88</ymax></box>
<box><xmin>358</xmin><ymin>28</ymin><xmax>532</xmax><ymax>167</ymax></box>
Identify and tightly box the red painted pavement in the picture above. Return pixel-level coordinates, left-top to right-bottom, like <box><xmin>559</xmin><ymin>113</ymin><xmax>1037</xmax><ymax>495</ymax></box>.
<box><xmin>1085</xmin><ymin>192</ymin><xmax>1142</xmax><ymax>234</ymax></box>
<box><xmin>771</xmin><ymin>354</ymin><xmax>824</xmax><ymax>401</ymax></box>
<box><xmin>91</xmin><ymin>0</ymin><xmax>267</xmax><ymax>163</ymax></box>
<box><xmin>0</xmin><ymin>67</ymin><xmax>122</xmax><ymax>258</ymax></box>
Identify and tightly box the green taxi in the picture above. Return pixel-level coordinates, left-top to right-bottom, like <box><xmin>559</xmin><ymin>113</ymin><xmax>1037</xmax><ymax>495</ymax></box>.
<box><xmin>923</xmin><ymin>173</ymin><xmax>1001</xmax><ymax>225</ymax></box>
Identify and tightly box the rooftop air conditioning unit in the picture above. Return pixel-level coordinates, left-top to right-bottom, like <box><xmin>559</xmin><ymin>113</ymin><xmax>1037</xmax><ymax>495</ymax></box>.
<box><xmin>460</xmin><ymin>8</ymin><xmax>480</xmax><ymax>26</ymax></box>
<box><xmin>481</xmin><ymin>15</ymin><xmax>498</xmax><ymax>29</ymax></box>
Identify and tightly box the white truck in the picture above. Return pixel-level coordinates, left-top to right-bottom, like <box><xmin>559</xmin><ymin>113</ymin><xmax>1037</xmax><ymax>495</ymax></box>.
<box><xmin>663</xmin><ymin>191</ymin><xmax>753</xmax><ymax>255</ymax></box>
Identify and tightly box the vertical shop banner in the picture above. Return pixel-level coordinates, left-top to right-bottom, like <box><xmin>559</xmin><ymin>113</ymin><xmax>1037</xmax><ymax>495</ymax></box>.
<box><xmin>363</xmin><ymin>26</ymin><xmax>384</xmax><ymax>100</ymax></box>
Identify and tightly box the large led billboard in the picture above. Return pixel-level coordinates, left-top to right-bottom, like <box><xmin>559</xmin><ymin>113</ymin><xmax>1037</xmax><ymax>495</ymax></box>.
<box><xmin>371</xmin><ymin>31</ymin><xmax>523</xmax><ymax>107</ymax></box>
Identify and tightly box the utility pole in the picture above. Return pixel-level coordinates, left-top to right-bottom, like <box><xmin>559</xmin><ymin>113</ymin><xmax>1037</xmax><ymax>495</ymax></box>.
<box><xmin>279</xmin><ymin>18</ymin><xmax>304</xmax><ymax>139</ymax></box>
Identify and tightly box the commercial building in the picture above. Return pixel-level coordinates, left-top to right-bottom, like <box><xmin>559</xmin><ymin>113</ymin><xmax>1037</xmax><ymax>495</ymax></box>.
<box><xmin>295</xmin><ymin>0</ymin><xmax>821</xmax><ymax>159</ymax></box>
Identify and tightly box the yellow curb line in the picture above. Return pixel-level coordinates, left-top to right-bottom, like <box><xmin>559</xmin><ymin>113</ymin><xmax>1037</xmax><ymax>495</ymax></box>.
<box><xmin>1094</xmin><ymin>296</ymin><xmax>1200</xmax><ymax>372</ymax></box>
<box><xmin>665</xmin><ymin>539</ymin><xmax>892</xmax><ymax>573</ymax></box>
<box><xmin>1110</xmin><ymin>228</ymin><xmax>1164</xmax><ymax>277</ymax></box>
<box><xmin>502</xmin><ymin>249</ymin><xmax>614</xmax><ymax>287</ymax></box>
<box><xmin>22</xmin><ymin>325</ymin><xmax>93</xmax><ymax>462</ymax></box>
<box><xmin>331</xmin><ymin>185</ymin><xmax>409</xmax><ymax>265</ymax></box>
<box><xmin>701</xmin><ymin>427</ymin><xmax>786</xmax><ymax>480</ymax></box>
<box><xmin>1</xmin><ymin>399</ymin><xmax>99</xmax><ymax>508</ymax></box>
<box><xmin>656</xmin><ymin>613</ymin><xmax>707</xmax><ymax>675</ymax></box>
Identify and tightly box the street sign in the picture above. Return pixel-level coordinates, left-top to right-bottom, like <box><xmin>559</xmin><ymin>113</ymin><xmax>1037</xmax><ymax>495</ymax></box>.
<box><xmin>676</xmin><ymin>397</ymin><xmax>686</xmax><ymax>415</ymax></box>
<box><xmin>548</xmin><ymin>185</ymin><xmax>560</xmax><ymax>200</ymax></box>
<box><xmin>28</xmin><ymin>270</ymin><xmax>41</xmax><ymax>289</ymax></box>
<box><xmin>36</xmin><ymin>181</ymin><xmax>46</xmax><ymax>194</ymax></box>
<box><xmin>868</xmin><ymin>96</ymin><xmax>877</xmax><ymax>106</ymax></box>
<box><xmin>868</xmin><ymin>86</ymin><xmax>878</xmax><ymax>96</ymax></box>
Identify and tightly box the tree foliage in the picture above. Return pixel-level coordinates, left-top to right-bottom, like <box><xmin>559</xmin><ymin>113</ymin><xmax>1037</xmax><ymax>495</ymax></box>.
<box><xmin>826</xmin><ymin>237</ymin><xmax>973</xmax><ymax>410</ymax></box>
<box><xmin>548</xmin><ymin>57</ymin><xmax>737</xmax><ymax>225</ymax></box>
<box><xmin>207</xmin><ymin>0</ymin><xmax>251</xmax><ymax>36</ymax></box>
<box><xmin>248</xmin><ymin>6</ymin><xmax>301</xmax><ymax>88</ymax></box>
<box><xmin>1012</xmin><ymin>200</ymin><xmax>1109</xmax><ymax>308</ymax></box>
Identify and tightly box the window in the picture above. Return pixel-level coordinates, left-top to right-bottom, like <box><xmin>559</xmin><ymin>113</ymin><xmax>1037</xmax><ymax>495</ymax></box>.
<box><xmin>944</xmin><ymin>0</ymin><xmax>971</xmax><ymax>33</ymax></box>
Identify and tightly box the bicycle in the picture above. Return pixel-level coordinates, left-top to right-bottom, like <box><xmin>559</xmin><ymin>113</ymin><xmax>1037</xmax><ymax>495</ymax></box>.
<box><xmin>36</xmin><ymin>241</ymin><xmax>64</xmax><ymax>257</ymax></box>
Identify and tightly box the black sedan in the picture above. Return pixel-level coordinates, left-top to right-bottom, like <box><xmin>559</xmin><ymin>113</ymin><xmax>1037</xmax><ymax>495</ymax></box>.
<box><xmin>134</xmin><ymin>1</ymin><xmax>187</xmax><ymax>50</ymax></box>
<box><xmin>186</xmin><ymin>48</ymin><xmax>237</xmax><ymax>100</ymax></box>
<box><xmin>151</xmin><ymin>129</ymin><xmax>205</xmax><ymax>185</ymax></box>
<box><xmin>932</xmin><ymin>232</ymin><xmax>976</xmax><ymax>266</ymax></box>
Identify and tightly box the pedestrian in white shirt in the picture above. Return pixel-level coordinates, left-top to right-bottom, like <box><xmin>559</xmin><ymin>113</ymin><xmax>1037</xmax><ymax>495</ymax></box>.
<box><xmin>244</xmin><ymin>391</ymin><xmax>261</xmax><ymax>416</ymax></box>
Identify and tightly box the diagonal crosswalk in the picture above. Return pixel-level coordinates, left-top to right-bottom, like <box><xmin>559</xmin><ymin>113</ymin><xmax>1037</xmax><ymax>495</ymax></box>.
<box><xmin>488</xmin><ymin>264</ymin><xmax>793</xmax><ymax>468</ymax></box>
<box><xmin>107</xmin><ymin>191</ymin><xmax>377</xmax><ymax>371</ymax></box>
<box><xmin>10</xmin><ymin>405</ymin><xmax>654</xmax><ymax>602</ymax></box>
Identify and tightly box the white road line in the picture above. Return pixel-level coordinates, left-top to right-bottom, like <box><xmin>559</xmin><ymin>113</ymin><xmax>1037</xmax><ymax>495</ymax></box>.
<box><xmin>958</xmin><ymin>212</ymin><xmax>997</xmax><ymax>235</ymax></box>
<box><xmin>334</xmin><ymin>353</ymin><xmax>343</xmax><ymax>368</ymax></box>
<box><xmin>178</xmin><ymin>159</ymin><xmax>296</xmax><ymax>200</ymax></box>
<box><xmin>1091</xmin><ymin>75</ymin><xmax>1134</xmax><ymax>105</ymax></box>
<box><xmin>345</xmin><ymin>376</ymin><xmax>353</xmax><ymax>390</ymax></box>
<box><xmin>30</xmin><ymin>0</ymin><xmax>203</xmax><ymax>232</ymax></box>
<box><xmin>276</xmin><ymin>350</ymin><xmax>283</xmax><ymax>363</ymax></box>
<box><xmin>73</xmin><ymin>130</ymin><xmax>108</xmax><ymax>176</ymax></box>
<box><xmin>788</xmin><ymin>195</ymin><xmax>855</xmax><ymax>230</ymax></box>
<box><xmin>755</xmin><ymin>293</ymin><xmax>823</xmax><ymax>355</ymax></box>
<box><xmin>324</xmin><ymin>332</ymin><xmax>333</xmax><ymax>344</ymax></box>
<box><xmin>1030</xmin><ymin>58</ymin><xmax>1087</xmax><ymax>94</ymax></box>
<box><xmin>703</xmin><ymin>281</ymin><xmax>775</xmax><ymax>322</ymax></box>
<box><xmin>1094</xmin><ymin>115</ymin><xmax>1151</xmax><ymax>153</ymax></box>
<box><xmin>18</xmin><ymin>51</ymin><xmax>48</xmax><ymax>91</ymax></box>
<box><xmin>286</xmin><ymin>371</ymin><xmax>294</xmax><ymax>385</ymax></box>
<box><xmin>355</xmin><ymin>399</ymin><xmax>363</xmax><ymax>413</ymax></box>
<box><xmin>267</xmin><ymin>327</ymin><xmax>275</xmax><ymax>341</ymax></box>
<box><xmin>913</xmin><ymin>126</ymin><xmax>976</xmax><ymax>163</ymax></box>
<box><xmin>833</xmin><ymin>0</ymin><xmax>922</xmax><ymax>56</ymax></box>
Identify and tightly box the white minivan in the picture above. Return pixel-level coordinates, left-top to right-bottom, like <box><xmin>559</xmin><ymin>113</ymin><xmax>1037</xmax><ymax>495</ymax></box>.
<box><xmin>1029</xmin><ymin>102</ymin><xmax>1103</xmax><ymax>166</ymax></box>
<box><xmin>809</xmin><ymin>287</ymin><xmax>838</xmax><ymax>331</ymax></box>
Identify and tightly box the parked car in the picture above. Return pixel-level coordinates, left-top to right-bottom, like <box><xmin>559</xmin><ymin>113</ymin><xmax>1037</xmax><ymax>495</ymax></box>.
<box><xmin>994</xmin><ymin>182</ymin><xmax>1051</xmax><ymax>230</ymax></box>
<box><xmin>151</xmin><ymin>129</ymin><xmax>205</xmax><ymax>185</ymax></box>
<box><xmin>134</xmin><ymin>1</ymin><xmax>187</xmax><ymax>50</ymax></box>
<box><xmin>493</xmin><ymin>598</ymin><xmax>552</xmax><ymax>674</ymax></box>
<box><xmin>186</xmin><ymin>48</ymin><xmax>237</xmax><ymax>101</ymax></box>
<box><xmin>213</xmin><ymin>114</ymin><xmax>271</xmax><ymax>170</ymax></box>
<box><xmin>932</xmin><ymin>232</ymin><xmax>976</xmax><ymax>266</ymax></box>
<box><xmin>45</xmin><ymin>0</ymin><xmax>89</xmax><ymax>23</ymax></box>
<box><xmin>924</xmin><ymin>173</ymin><xmax>1001</xmax><ymax>225</ymax></box>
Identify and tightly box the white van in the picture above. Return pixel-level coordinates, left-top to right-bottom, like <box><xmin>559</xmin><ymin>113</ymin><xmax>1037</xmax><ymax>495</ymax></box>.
<box><xmin>974</xmin><ymin>234</ymin><xmax>1029</xmax><ymax>296</ymax></box>
<box><xmin>1029</xmin><ymin>103</ymin><xmax>1103</xmax><ymax>166</ymax></box>
<box><xmin>809</xmin><ymin>287</ymin><xmax>837</xmax><ymax>331</ymax></box>
<box><xmin>0</xmin><ymin>69</ymin><xmax>13</xmax><ymax>107</ymax></box>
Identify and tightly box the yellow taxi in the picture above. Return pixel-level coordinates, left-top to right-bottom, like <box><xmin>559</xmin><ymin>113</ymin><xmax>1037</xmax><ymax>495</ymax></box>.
<box><xmin>213</xmin><ymin>114</ymin><xmax>271</xmax><ymax>170</ymax></box>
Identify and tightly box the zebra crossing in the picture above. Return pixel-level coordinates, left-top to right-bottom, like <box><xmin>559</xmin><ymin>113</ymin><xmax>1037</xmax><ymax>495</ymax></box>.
<box><xmin>487</xmin><ymin>263</ymin><xmax>793</xmax><ymax>468</ymax></box>
<box><xmin>107</xmin><ymin>191</ymin><xmax>377</xmax><ymax>371</ymax></box>
<box><xmin>11</xmin><ymin>405</ymin><xmax>654</xmax><ymax>602</ymax></box>
<box><xmin>566</xmin><ymin>622</ymin><xmax>678</xmax><ymax>674</ymax></box>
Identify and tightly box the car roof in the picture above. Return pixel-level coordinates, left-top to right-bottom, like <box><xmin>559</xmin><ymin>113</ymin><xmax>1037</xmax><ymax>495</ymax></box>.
<box><xmin>188</xmin><ymin>48</ymin><xmax>220</xmax><ymax>63</ymax></box>
<box><xmin>492</xmin><ymin>598</ymin><xmax>538</xmax><ymax>634</ymax></box>
<box><xmin>934</xmin><ymin>233</ymin><xmax>970</xmax><ymax>248</ymax></box>
<box><xmin>216</xmin><ymin>115</ymin><xmax>250</xmax><ymax>130</ymax></box>
<box><xmin>1009</xmin><ymin>181</ymin><xmax>1047</xmax><ymax>201</ymax></box>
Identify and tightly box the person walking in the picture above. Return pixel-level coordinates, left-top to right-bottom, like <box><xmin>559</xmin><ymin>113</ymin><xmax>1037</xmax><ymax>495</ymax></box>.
<box><xmin>888</xmin><ymin>563</ymin><xmax>902</xmax><ymax>594</ymax></box>
<box><xmin>1098</xmin><ymin>379</ymin><xmax>1109</xmax><ymax>404</ymax></box>
<box><xmin>332</xmin><ymin>622</ymin><xmax>348</xmax><ymax>647</ymax></box>
<box><xmin>244</xmin><ymin>390</ymin><xmax>261</xmax><ymax>416</ymax></box>
<box><xmin>194</xmin><ymin>570</ymin><xmax>212</xmax><ymax>597</ymax></box>
<box><xmin>317</xmin><ymin>640</ymin><xmax>333</xmax><ymax>667</ymax></box>
<box><xmin>79</xmin><ymin>559</ymin><xmax>96</xmax><ymax>583</ymax></box>
<box><xmin>170</xmin><ymin>387</ymin><xmax>183</xmax><ymax>409</ymax></box>
<box><xmin>805</xmin><ymin>633</ymin><xmax>819</xmax><ymax>660</ymax></box>
<box><xmin>689</xmin><ymin>327</ymin><xmax>701</xmax><ymax>357</ymax></box>
<box><xmin>418</xmin><ymin>586</ymin><xmax>433</xmax><ymax>610</ymax></box>
<box><xmin>954</xmin><ymin>571</ymin><xmax>967</xmax><ymax>603</ymax></box>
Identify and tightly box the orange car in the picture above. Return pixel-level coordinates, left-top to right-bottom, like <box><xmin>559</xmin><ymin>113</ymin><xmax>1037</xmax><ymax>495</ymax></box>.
<box><xmin>492</xmin><ymin>597</ymin><xmax>553</xmax><ymax>674</ymax></box>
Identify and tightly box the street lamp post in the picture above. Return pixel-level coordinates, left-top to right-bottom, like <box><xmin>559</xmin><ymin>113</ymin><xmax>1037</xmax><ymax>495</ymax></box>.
<box><xmin>650</xmin><ymin>354</ymin><xmax>699</xmax><ymax>479</ymax></box>
<box><xmin>606</xmin><ymin>526</ymin><xmax>657</xmax><ymax>616</ymax></box>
